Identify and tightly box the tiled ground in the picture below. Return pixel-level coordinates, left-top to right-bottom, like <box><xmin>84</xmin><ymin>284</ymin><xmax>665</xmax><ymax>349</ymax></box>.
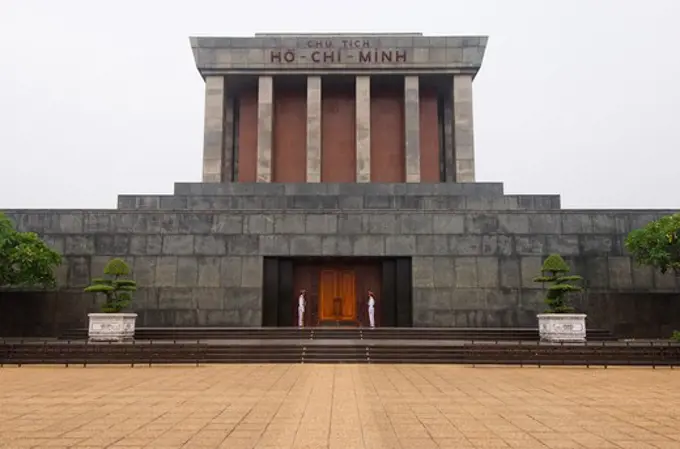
<box><xmin>0</xmin><ymin>365</ymin><xmax>678</xmax><ymax>449</ymax></box>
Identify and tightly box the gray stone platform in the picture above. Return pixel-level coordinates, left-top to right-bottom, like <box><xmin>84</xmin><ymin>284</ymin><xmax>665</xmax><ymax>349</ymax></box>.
<box><xmin>2</xmin><ymin>182</ymin><xmax>679</xmax><ymax>337</ymax></box>
<box><xmin>117</xmin><ymin>182</ymin><xmax>560</xmax><ymax>211</ymax></box>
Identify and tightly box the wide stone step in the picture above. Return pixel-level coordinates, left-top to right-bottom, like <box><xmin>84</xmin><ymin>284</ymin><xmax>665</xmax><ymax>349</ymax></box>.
<box><xmin>57</xmin><ymin>327</ymin><xmax>616</xmax><ymax>341</ymax></box>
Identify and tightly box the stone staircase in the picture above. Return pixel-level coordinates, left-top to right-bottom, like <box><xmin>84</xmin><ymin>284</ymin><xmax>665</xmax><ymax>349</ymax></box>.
<box><xmin>57</xmin><ymin>326</ymin><xmax>617</xmax><ymax>342</ymax></box>
<box><xmin>3</xmin><ymin>338</ymin><xmax>679</xmax><ymax>366</ymax></box>
<box><xmin>8</xmin><ymin>326</ymin><xmax>627</xmax><ymax>366</ymax></box>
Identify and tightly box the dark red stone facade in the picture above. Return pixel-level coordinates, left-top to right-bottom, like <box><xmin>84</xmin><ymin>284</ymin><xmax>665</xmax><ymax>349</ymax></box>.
<box><xmin>237</xmin><ymin>86</ymin><xmax>258</xmax><ymax>182</ymax></box>
<box><xmin>419</xmin><ymin>88</ymin><xmax>441</xmax><ymax>182</ymax></box>
<box><xmin>242</xmin><ymin>81</ymin><xmax>441</xmax><ymax>182</ymax></box>
<box><xmin>321</xmin><ymin>84</ymin><xmax>356</xmax><ymax>182</ymax></box>
<box><xmin>370</xmin><ymin>84</ymin><xmax>405</xmax><ymax>182</ymax></box>
<box><xmin>272</xmin><ymin>85</ymin><xmax>307</xmax><ymax>182</ymax></box>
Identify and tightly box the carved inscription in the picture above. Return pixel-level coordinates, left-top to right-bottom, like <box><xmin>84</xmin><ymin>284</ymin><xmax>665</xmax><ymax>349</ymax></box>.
<box><xmin>268</xmin><ymin>39</ymin><xmax>408</xmax><ymax>65</ymax></box>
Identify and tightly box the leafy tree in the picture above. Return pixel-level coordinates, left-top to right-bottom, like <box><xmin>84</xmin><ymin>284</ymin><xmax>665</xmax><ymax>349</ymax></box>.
<box><xmin>0</xmin><ymin>213</ymin><xmax>62</xmax><ymax>288</ymax></box>
<box><xmin>533</xmin><ymin>254</ymin><xmax>583</xmax><ymax>313</ymax></box>
<box><xmin>84</xmin><ymin>258</ymin><xmax>137</xmax><ymax>313</ymax></box>
<box><xmin>671</xmin><ymin>331</ymin><xmax>680</xmax><ymax>342</ymax></box>
<box><xmin>625</xmin><ymin>213</ymin><xmax>680</xmax><ymax>276</ymax></box>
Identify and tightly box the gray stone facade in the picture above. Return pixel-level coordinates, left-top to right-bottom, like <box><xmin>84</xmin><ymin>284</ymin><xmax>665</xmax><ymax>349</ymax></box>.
<box><xmin>355</xmin><ymin>76</ymin><xmax>371</xmax><ymax>183</ymax></box>
<box><xmin>404</xmin><ymin>76</ymin><xmax>421</xmax><ymax>183</ymax></box>
<box><xmin>453</xmin><ymin>75</ymin><xmax>475</xmax><ymax>182</ymax></box>
<box><xmin>3</xmin><ymin>183</ymin><xmax>678</xmax><ymax>331</ymax></box>
<box><xmin>305</xmin><ymin>76</ymin><xmax>322</xmax><ymax>183</ymax></box>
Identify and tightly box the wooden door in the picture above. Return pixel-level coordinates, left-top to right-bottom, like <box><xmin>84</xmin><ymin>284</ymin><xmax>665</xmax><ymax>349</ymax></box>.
<box><xmin>319</xmin><ymin>269</ymin><xmax>356</xmax><ymax>322</ymax></box>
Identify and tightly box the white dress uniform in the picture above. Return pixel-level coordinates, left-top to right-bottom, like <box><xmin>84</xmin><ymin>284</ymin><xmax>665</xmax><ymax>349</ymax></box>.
<box><xmin>368</xmin><ymin>294</ymin><xmax>376</xmax><ymax>328</ymax></box>
<box><xmin>297</xmin><ymin>294</ymin><xmax>306</xmax><ymax>327</ymax></box>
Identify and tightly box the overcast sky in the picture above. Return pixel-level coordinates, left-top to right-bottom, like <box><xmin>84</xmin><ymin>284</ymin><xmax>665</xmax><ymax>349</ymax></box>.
<box><xmin>1</xmin><ymin>0</ymin><xmax>678</xmax><ymax>209</ymax></box>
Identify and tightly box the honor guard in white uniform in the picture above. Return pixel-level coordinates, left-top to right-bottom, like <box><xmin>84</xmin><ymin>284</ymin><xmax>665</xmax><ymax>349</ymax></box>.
<box><xmin>297</xmin><ymin>289</ymin><xmax>306</xmax><ymax>327</ymax></box>
<box><xmin>367</xmin><ymin>290</ymin><xmax>376</xmax><ymax>328</ymax></box>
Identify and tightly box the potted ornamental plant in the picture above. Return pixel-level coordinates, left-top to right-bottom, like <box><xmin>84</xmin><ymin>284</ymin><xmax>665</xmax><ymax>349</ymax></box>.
<box><xmin>84</xmin><ymin>258</ymin><xmax>137</xmax><ymax>342</ymax></box>
<box><xmin>534</xmin><ymin>254</ymin><xmax>586</xmax><ymax>342</ymax></box>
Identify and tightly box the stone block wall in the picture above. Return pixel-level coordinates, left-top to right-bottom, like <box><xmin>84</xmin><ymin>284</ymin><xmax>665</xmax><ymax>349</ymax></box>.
<box><xmin>2</xmin><ymin>182</ymin><xmax>679</xmax><ymax>336</ymax></box>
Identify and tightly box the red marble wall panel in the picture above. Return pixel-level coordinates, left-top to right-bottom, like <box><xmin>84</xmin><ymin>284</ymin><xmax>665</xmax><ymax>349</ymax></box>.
<box><xmin>272</xmin><ymin>86</ymin><xmax>307</xmax><ymax>182</ymax></box>
<box><xmin>420</xmin><ymin>89</ymin><xmax>441</xmax><ymax>182</ymax></box>
<box><xmin>370</xmin><ymin>86</ymin><xmax>405</xmax><ymax>182</ymax></box>
<box><xmin>237</xmin><ymin>87</ymin><xmax>258</xmax><ymax>182</ymax></box>
<box><xmin>321</xmin><ymin>85</ymin><xmax>356</xmax><ymax>182</ymax></box>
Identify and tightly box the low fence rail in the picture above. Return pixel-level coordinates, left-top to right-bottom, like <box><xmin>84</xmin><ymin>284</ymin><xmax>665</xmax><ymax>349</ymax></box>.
<box><xmin>457</xmin><ymin>343</ymin><xmax>680</xmax><ymax>368</ymax></box>
<box><xmin>1</xmin><ymin>340</ymin><xmax>678</xmax><ymax>367</ymax></box>
<box><xmin>0</xmin><ymin>341</ymin><xmax>209</xmax><ymax>367</ymax></box>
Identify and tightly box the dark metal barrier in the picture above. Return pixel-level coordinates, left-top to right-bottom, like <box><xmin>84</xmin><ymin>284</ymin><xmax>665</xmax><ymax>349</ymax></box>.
<box><xmin>1</xmin><ymin>339</ymin><xmax>678</xmax><ymax>367</ymax></box>
<box><xmin>0</xmin><ymin>339</ymin><xmax>208</xmax><ymax>367</ymax></box>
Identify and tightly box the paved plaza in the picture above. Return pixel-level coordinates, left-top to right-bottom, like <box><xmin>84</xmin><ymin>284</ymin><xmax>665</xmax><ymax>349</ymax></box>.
<box><xmin>0</xmin><ymin>365</ymin><xmax>679</xmax><ymax>449</ymax></box>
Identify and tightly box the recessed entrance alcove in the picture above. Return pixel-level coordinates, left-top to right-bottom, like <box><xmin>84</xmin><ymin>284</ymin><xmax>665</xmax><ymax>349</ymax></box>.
<box><xmin>262</xmin><ymin>257</ymin><xmax>412</xmax><ymax>327</ymax></box>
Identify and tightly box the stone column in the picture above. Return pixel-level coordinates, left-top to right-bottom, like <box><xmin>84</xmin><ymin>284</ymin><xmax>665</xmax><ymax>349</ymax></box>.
<box><xmin>222</xmin><ymin>97</ymin><xmax>235</xmax><ymax>181</ymax></box>
<box><xmin>306</xmin><ymin>76</ymin><xmax>322</xmax><ymax>183</ymax></box>
<box><xmin>442</xmin><ymin>98</ymin><xmax>455</xmax><ymax>182</ymax></box>
<box><xmin>404</xmin><ymin>76</ymin><xmax>421</xmax><ymax>183</ymax></box>
<box><xmin>256</xmin><ymin>76</ymin><xmax>274</xmax><ymax>183</ymax></box>
<box><xmin>202</xmin><ymin>76</ymin><xmax>226</xmax><ymax>183</ymax></box>
<box><xmin>355</xmin><ymin>75</ymin><xmax>371</xmax><ymax>183</ymax></box>
<box><xmin>453</xmin><ymin>75</ymin><xmax>475</xmax><ymax>182</ymax></box>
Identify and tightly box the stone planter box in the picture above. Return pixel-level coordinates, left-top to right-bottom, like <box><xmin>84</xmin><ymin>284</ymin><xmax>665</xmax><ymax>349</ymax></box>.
<box><xmin>88</xmin><ymin>313</ymin><xmax>137</xmax><ymax>342</ymax></box>
<box><xmin>537</xmin><ymin>313</ymin><xmax>587</xmax><ymax>342</ymax></box>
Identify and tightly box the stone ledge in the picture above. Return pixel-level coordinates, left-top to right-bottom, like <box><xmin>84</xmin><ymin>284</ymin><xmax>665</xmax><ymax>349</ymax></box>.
<box><xmin>190</xmin><ymin>35</ymin><xmax>488</xmax><ymax>74</ymax></box>
<box><xmin>118</xmin><ymin>194</ymin><xmax>560</xmax><ymax>211</ymax></box>
<box><xmin>173</xmin><ymin>182</ymin><xmax>505</xmax><ymax>197</ymax></box>
<box><xmin>191</xmin><ymin>35</ymin><xmax>487</xmax><ymax>50</ymax></box>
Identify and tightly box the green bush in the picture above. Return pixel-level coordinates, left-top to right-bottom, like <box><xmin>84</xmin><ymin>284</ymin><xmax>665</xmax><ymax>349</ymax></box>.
<box><xmin>0</xmin><ymin>213</ymin><xmax>62</xmax><ymax>288</ymax></box>
<box><xmin>533</xmin><ymin>254</ymin><xmax>583</xmax><ymax>313</ymax></box>
<box><xmin>625</xmin><ymin>213</ymin><xmax>680</xmax><ymax>276</ymax></box>
<box><xmin>671</xmin><ymin>331</ymin><xmax>680</xmax><ymax>342</ymax></box>
<box><xmin>84</xmin><ymin>258</ymin><xmax>137</xmax><ymax>313</ymax></box>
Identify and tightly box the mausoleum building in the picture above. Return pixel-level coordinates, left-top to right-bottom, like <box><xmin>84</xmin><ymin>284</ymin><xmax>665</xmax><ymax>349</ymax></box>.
<box><xmin>2</xmin><ymin>33</ymin><xmax>679</xmax><ymax>337</ymax></box>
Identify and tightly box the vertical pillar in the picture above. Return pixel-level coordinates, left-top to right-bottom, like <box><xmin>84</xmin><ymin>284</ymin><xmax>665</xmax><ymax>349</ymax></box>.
<box><xmin>442</xmin><ymin>95</ymin><xmax>455</xmax><ymax>182</ymax></box>
<box><xmin>202</xmin><ymin>76</ymin><xmax>226</xmax><ymax>183</ymax></box>
<box><xmin>355</xmin><ymin>76</ymin><xmax>371</xmax><ymax>183</ymax></box>
<box><xmin>306</xmin><ymin>76</ymin><xmax>322</xmax><ymax>183</ymax></box>
<box><xmin>222</xmin><ymin>96</ymin><xmax>235</xmax><ymax>182</ymax></box>
<box><xmin>404</xmin><ymin>76</ymin><xmax>421</xmax><ymax>183</ymax></box>
<box><xmin>453</xmin><ymin>75</ymin><xmax>475</xmax><ymax>182</ymax></box>
<box><xmin>256</xmin><ymin>76</ymin><xmax>274</xmax><ymax>183</ymax></box>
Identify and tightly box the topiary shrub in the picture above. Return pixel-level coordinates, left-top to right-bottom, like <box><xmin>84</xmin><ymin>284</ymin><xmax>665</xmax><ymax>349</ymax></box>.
<box><xmin>84</xmin><ymin>258</ymin><xmax>137</xmax><ymax>313</ymax></box>
<box><xmin>533</xmin><ymin>254</ymin><xmax>583</xmax><ymax>313</ymax></box>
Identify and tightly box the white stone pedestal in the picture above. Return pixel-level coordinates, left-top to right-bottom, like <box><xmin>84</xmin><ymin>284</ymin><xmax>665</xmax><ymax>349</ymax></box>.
<box><xmin>537</xmin><ymin>314</ymin><xmax>587</xmax><ymax>342</ymax></box>
<box><xmin>88</xmin><ymin>313</ymin><xmax>137</xmax><ymax>342</ymax></box>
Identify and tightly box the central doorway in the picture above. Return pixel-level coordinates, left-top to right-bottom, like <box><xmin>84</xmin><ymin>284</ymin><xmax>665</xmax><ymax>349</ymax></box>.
<box><xmin>319</xmin><ymin>268</ymin><xmax>356</xmax><ymax>324</ymax></box>
<box><xmin>262</xmin><ymin>257</ymin><xmax>413</xmax><ymax>327</ymax></box>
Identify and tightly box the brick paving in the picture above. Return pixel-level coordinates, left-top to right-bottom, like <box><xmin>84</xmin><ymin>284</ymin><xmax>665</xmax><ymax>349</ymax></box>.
<box><xmin>0</xmin><ymin>365</ymin><xmax>679</xmax><ymax>449</ymax></box>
